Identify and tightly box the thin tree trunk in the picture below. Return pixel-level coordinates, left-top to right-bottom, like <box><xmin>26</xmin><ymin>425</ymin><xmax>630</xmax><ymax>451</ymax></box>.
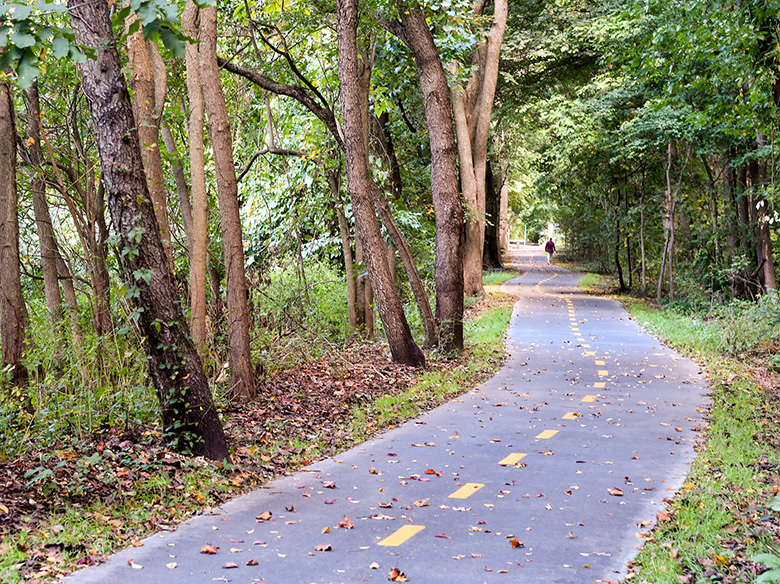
<box><xmin>0</xmin><ymin>81</ymin><xmax>28</xmax><ymax>388</ymax></box>
<box><xmin>68</xmin><ymin>0</ymin><xmax>229</xmax><ymax>460</ymax></box>
<box><xmin>126</xmin><ymin>11</ymin><xmax>173</xmax><ymax>269</ymax></box>
<box><xmin>330</xmin><ymin>169</ymin><xmax>358</xmax><ymax>331</ymax></box>
<box><xmin>200</xmin><ymin>5</ymin><xmax>255</xmax><ymax>398</ymax></box>
<box><xmin>336</xmin><ymin>0</ymin><xmax>424</xmax><ymax>367</ymax></box>
<box><xmin>183</xmin><ymin>1</ymin><xmax>209</xmax><ymax>358</ymax></box>
<box><xmin>24</xmin><ymin>83</ymin><xmax>62</xmax><ymax>324</ymax></box>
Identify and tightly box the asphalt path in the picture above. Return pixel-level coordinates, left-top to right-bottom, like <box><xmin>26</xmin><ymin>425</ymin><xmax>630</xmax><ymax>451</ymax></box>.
<box><xmin>64</xmin><ymin>245</ymin><xmax>710</xmax><ymax>584</ymax></box>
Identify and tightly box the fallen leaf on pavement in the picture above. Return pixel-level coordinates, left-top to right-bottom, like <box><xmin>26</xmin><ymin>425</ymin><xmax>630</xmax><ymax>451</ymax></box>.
<box><xmin>322</xmin><ymin>526</ymin><xmax>331</xmax><ymax>533</ymax></box>
<box><xmin>224</xmin><ymin>562</ymin><xmax>239</xmax><ymax>569</ymax></box>
<box><xmin>166</xmin><ymin>562</ymin><xmax>177</xmax><ymax>569</ymax></box>
<box><xmin>424</xmin><ymin>469</ymin><xmax>437</xmax><ymax>475</ymax></box>
<box><xmin>511</xmin><ymin>538</ymin><xmax>524</xmax><ymax>548</ymax></box>
<box><xmin>315</xmin><ymin>544</ymin><xmax>332</xmax><ymax>552</ymax></box>
<box><xmin>247</xmin><ymin>560</ymin><xmax>258</xmax><ymax>566</ymax></box>
<box><xmin>369</xmin><ymin>562</ymin><xmax>380</xmax><ymax>570</ymax></box>
<box><xmin>256</xmin><ymin>511</ymin><xmax>273</xmax><ymax>522</ymax></box>
<box><xmin>608</xmin><ymin>488</ymin><xmax>624</xmax><ymax>496</ymax></box>
<box><xmin>413</xmin><ymin>499</ymin><xmax>429</xmax><ymax>507</ymax></box>
<box><xmin>200</xmin><ymin>545</ymin><xmax>218</xmax><ymax>554</ymax></box>
<box><xmin>389</xmin><ymin>567</ymin><xmax>409</xmax><ymax>581</ymax></box>
<box><xmin>337</xmin><ymin>515</ymin><xmax>354</xmax><ymax>529</ymax></box>
<box><xmin>656</xmin><ymin>511</ymin><xmax>670</xmax><ymax>522</ymax></box>
<box><xmin>128</xmin><ymin>559</ymin><xmax>143</xmax><ymax>569</ymax></box>
<box><xmin>434</xmin><ymin>533</ymin><xmax>450</xmax><ymax>539</ymax></box>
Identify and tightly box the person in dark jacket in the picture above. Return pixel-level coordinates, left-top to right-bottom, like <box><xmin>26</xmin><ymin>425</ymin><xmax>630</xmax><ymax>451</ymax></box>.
<box><xmin>545</xmin><ymin>238</ymin><xmax>556</xmax><ymax>264</ymax></box>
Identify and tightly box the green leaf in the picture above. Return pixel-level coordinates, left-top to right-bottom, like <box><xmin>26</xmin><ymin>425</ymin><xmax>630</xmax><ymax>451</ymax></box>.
<box><xmin>137</xmin><ymin>2</ymin><xmax>158</xmax><ymax>26</ymax></box>
<box><xmin>754</xmin><ymin>554</ymin><xmax>780</xmax><ymax>569</ymax></box>
<box><xmin>757</xmin><ymin>568</ymin><xmax>780</xmax><ymax>584</ymax></box>
<box><xmin>0</xmin><ymin>25</ymin><xmax>10</xmax><ymax>46</ymax></box>
<box><xmin>12</xmin><ymin>4</ymin><xmax>34</xmax><ymax>20</ymax></box>
<box><xmin>52</xmin><ymin>35</ymin><xmax>69</xmax><ymax>58</ymax></box>
<box><xmin>9</xmin><ymin>29</ymin><xmax>37</xmax><ymax>49</ymax></box>
<box><xmin>16</xmin><ymin>49</ymin><xmax>39</xmax><ymax>89</ymax></box>
<box><xmin>194</xmin><ymin>0</ymin><xmax>216</xmax><ymax>7</ymax></box>
<box><xmin>159</xmin><ymin>27</ymin><xmax>185</xmax><ymax>58</ymax></box>
<box><xmin>767</xmin><ymin>494</ymin><xmax>780</xmax><ymax>512</ymax></box>
<box><xmin>35</xmin><ymin>2</ymin><xmax>69</xmax><ymax>14</ymax></box>
<box><xmin>69</xmin><ymin>45</ymin><xmax>89</xmax><ymax>64</ymax></box>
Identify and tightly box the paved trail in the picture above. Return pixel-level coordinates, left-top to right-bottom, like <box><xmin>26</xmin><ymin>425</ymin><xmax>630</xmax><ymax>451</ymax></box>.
<box><xmin>65</xmin><ymin>245</ymin><xmax>709</xmax><ymax>584</ymax></box>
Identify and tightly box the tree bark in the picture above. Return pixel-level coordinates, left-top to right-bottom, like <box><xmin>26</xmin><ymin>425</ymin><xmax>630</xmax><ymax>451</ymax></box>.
<box><xmin>386</xmin><ymin>5</ymin><xmax>464</xmax><ymax>353</ymax></box>
<box><xmin>68</xmin><ymin>0</ymin><xmax>229</xmax><ymax>460</ymax></box>
<box><xmin>126</xmin><ymin>11</ymin><xmax>173</xmax><ymax>269</ymax></box>
<box><xmin>450</xmin><ymin>0</ymin><xmax>508</xmax><ymax>298</ymax></box>
<box><xmin>24</xmin><ymin>83</ymin><xmax>62</xmax><ymax>324</ymax></box>
<box><xmin>200</xmin><ymin>5</ymin><xmax>255</xmax><ymax>398</ymax></box>
<box><xmin>336</xmin><ymin>0</ymin><xmax>424</xmax><ymax>367</ymax></box>
<box><xmin>329</xmin><ymin>168</ymin><xmax>358</xmax><ymax>331</ymax></box>
<box><xmin>183</xmin><ymin>0</ymin><xmax>209</xmax><ymax>358</ymax></box>
<box><xmin>0</xmin><ymin>81</ymin><xmax>28</xmax><ymax>387</ymax></box>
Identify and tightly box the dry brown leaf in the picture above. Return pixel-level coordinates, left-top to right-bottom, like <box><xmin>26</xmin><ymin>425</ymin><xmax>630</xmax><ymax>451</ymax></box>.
<box><xmin>246</xmin><ymin>559</ymin><xmax>258</xmax><ymax>566</ymax></box>
<box><xmin>200</xmin><ymin>545</ymin><xmax>218</xmax><ymax>554</ymax></box>
<box><xmin>224</xmin><ymin>562</ymin><xmax>239</xmax><ymax>569</ymax></box>
<box><xmin>510</xmin><ymin>538</ymin><xmax>524</xmax><ymax>548</ymax></box>
<box><xmin>337</xmin><ymin>515</ymin><xmax>354</xmax><ymax>529</ymax></box>
<box><xmin>256</xmin><ymin>511</ymin><xmax>273</xmax><ymax>522</ymax></box>
<box><xmin>608</xmin><ymin>487</ymin><xmax>624</xmax><ymax>496</ymax></box>
<box><xmin>315</xmin><ymin>544</ymin><xmax>332</xmax><ymax>552</ymax></box>
<box><xmin>389</xmin><ymin>567</ymin><xmax>409</xmax><ymax>581</ymax></box>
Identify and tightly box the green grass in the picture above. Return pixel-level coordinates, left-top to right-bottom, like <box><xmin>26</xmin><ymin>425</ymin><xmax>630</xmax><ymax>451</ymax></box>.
<box><xmin>615</xmin><ymin>296</ymin><xmax>780</xmax><ymax>583</ymax></box>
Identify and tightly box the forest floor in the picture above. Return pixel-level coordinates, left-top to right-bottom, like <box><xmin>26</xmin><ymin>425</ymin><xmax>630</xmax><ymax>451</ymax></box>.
<box><xmin>0</xmin><ymin>292</ymin><xmax>512</xmax><ymax>583</ymax></box>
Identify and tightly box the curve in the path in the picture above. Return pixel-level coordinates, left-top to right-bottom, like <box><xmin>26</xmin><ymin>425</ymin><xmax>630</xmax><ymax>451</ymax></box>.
<box><xmin>64</xmin><ymin>245</ymin><xmax>709</xmax><ymax>584</ymax></box>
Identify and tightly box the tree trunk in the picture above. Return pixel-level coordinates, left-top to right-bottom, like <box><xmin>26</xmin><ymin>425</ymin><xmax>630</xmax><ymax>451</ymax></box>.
<box><xmin>24</xmin><ymin>83</ymin><xmax>62</xmax><ymax>325</ymax></box>
<box><xmin>126</xmin><ymin>12</ymin><xmax>173</xmax><ymax>269</ymax></box>
<box><xmin>388</xmin><ymin>5</ymin><xmax>464</xmax><ymax>353</ymax></box>
<box><xmin>483</xmin><ymin>155</ymin><xmax>504</xmax><ymax>270</ymax></box>
<box><xmin>336</xmin><ymin>0</ymin><xmax>424</xmax><ymax>367</ymax></box>
<box><xmin>0</xmin><ymin>81</ymin><xmax>28</xmax><ymax>388</ymax></box>
<box><xmin>200</xmin><ymin>5</ymin><xmax>255</xmax><ymax>398</ymax></box>
<box><xmin>450</xmin><ymin>0</ymin><xmax>508</xmax><ymax>298</ymax></box>
<box><xmin>67</xmin><ymin>0</ymin><xmax>229</xmax><ymax>460</ymax></box>
<box><xmin>183</xmin><ymin>0</ymin><xmax>210</xmax><ymax>359</ymax></box>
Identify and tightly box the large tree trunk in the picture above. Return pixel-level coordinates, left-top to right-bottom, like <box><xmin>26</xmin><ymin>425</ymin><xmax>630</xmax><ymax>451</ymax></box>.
<box><xmin>483</xmin><ymin>155</ymin><xmax>505</xmax><ymax>270</ymax></box>
<box><xmin>183</xmin><ymin>0</ymin><xmax>210</xmax><ymax>359</ymax></box>
<box><xmin>388</xmin><ymin>5</ymin><xmax>465</xmax><ymax>353</ymax></box>
<box><xmin>336</xmin><ymin>0</ymin><xmax>425</xmax><ymax>367</ymax></box>
<box><xmin>450</xmin><ymin>0</ymin><xmax>508</xmax><ymax>298</ymax></box>
<box><xmin>24</xmin><ymin>83</ymin><xmax>62</xmax><ymax>324</ymax></box>
<box><xmin>126</xmin><ymin>12</ymin><xmax>173</xmax><ymax>269</ymax></box>
<box><xmin>67</xmin><ymin>0</ymin><xmax>229</xmax><ymax>460</ymax></box>
<box><xmin>200</xmin><ymin>5</ymin><xmax>256</xmax><ymax>398</ymax></box>
<box><xmin>0</xmin><ymin>82</ymin><xmax>28</xmax><ymax>388</ymax></box>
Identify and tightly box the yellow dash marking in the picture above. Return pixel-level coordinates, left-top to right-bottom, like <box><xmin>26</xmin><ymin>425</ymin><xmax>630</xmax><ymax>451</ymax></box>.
<box><xmin>585</xmin><ymin>351</ymin><xmax>596</xmax><ymax>356</ymax></box>
<box><xmin>571</xmin><ymin>327</ymin><xmax>579</xmax><ymax>331</ymax></box>
<box><xmin>595</xmin><ymin>360</ymin><xmax>606</xmax><ymax>366</ymax></box>
<box><xmin>577</xmin><ymin>338</ymin><xmax>586</xmax><ymax>342</ymax></box>
<box><xmin>535</xmin><ymin>429</ymin><xmax>559</xmax><ymax>440</ymax></box>
<box><xmin>598</xmin><ymin>370</ymin><xmax>609</xmax><ymax>377</ymax></box>
<box><xmin>594</xmin><ymin>382</ymin><xmax>606</xmax><ymax>388</ymax></box>
<box><xmin>449</xmin><ymin>483</ymin><xmax>485</xmax><ymax>499</ymax></box>
<box><xmin>498</xmin><ymin>453</ymin><xmax>527</xmax><ymax>466</ymax></box>
<box><xmin>378</xmin><ymin>525</ymin><xmax>425</xmax><ymax>547</ymax></box>
<box><xmin>582</xmin><ymin>395</ymin><xmax>597</xmax><ymax>402</ymax></box>
<box><xmin>562</xmin><ymin>412</ymin><xmax>579</xmax><ymax>420</ymax></box>
<box><xmin>581</xmin><ymin>344</ymin><xmax>591</xmax><ymax>348</ymax></box>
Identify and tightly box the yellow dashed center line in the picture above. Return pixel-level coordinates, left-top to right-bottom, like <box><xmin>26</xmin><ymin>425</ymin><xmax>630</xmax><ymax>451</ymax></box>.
<box><xmin>582</xmin><ymin>395</ymin><xmax>597</xmax><ymax>402</ymax></box>
<box><xmin>562</xmin><ymin>412</ymin><xmax>579</xmax><ymax>420</ymax></box>
<box><xmin>595</xmin><ymin>360</ymin><xmax>605</xmax><ymax>366</ymax></box>
<box><xmin>449</xmin><ymin>483</ymin><xmax>485</xmax><ymax>499</ymax></box>
<box><xmin>593</xmin><ymin>382</ymin><xmax>606</xmax><ymax>388</ymax></box>
<box><xmin>581</xmin><ymin>344</ymin><xmax>591</xmax><ymax>348</ymax></box>
<box><xmin>498</xmin><ymin>453</ymin><xmax>527</xmax><ymax>466</ymax></box>
<box><xmin>378</xmin><ymin>525</ymin><xmax>426</xmax><ymax>547</ymax></box>
<box><xmin>585</xmin><ymin>351</ymin><xmax>596</xmax><ymax>356</ymax></box>
<box><xmin>598</xmin><ymin>370</ymin><xmax>609</xmax><ymax>377</ymax></box>
<box><xmin>535</xmin><ymin>429</ymin><xmax>559</xmax><ymax>439</ymax></box>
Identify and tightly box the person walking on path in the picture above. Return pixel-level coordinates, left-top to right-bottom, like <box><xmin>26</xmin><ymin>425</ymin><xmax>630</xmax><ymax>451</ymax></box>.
<box><xmin>545</xmin><ymin>237</ymin><xmax>556</xmax><ymax>264</ymax></box>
